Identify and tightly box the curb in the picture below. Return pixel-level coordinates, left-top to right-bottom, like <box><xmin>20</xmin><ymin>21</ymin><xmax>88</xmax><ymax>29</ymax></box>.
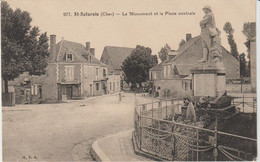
<box><xmin>90</xmin><ymin>129</ymin><xmax>134</xmax><ymax>162</ymax></box>
<box><xmin>65</xmin><ymin>92</ymin><xmax>120</xmax><ymax>103</ymax></box>
<box><xmin>90</xmin><ymin>141</ymin><xmax>111</xmax><ymax>162</ymax></box>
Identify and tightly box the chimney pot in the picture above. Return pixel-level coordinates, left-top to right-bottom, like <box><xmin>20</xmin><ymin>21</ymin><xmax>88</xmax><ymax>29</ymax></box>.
<box><xmin>86</xmin><ymin>42</ymin><xmax>90</xmax><ymax>51</ymax></box>
<box><xmin>186</xmin><ymin>34</ymin><xmax>192</xmax><ymax>42</ymax></box>
<box><xmin>90</xmin><ymin>48</ymin><xmax>95</xmax><ymax>56</ymax></box>
<box><xmin>50</xmin><ymin>35</ymin><xmax>56</xmax><ymax>61</ymax></box>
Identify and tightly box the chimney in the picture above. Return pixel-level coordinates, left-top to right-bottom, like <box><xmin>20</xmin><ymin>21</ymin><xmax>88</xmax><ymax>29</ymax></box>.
<box><xmin>50</xmin><ymin>35</ymin><xmax>56</xmax><ymax>60</ymax></box>
<box><xmin>86</xmin><ymin>42</ymin><xmax>90</xmax><ymax>51</ymax></box>
<box><xmin>90</xmin><ymin>48</ymin><xmax>95</xmax><ymax>56</ymax></box>
<box><xmin>186</xmin><ymin>34</ymin><xmax>192</xmax><ymax>42</ymax></box>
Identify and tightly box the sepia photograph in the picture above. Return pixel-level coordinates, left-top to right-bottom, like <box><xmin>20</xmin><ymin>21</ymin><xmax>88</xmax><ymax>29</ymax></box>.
<box><xmin>1</xmin><ymin>0</ymin><xmax>257</xmax><ymax>161</ymax></box>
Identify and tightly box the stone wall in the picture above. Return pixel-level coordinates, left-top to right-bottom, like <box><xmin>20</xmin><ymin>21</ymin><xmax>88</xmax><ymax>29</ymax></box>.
<box><xmin>154</xmin><ymin>78</ymin><xmax>192</xmax><ymax>98</ymax></box>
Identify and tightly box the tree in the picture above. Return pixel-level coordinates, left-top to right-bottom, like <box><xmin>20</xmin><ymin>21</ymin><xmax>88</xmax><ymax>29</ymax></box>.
<box><xmin>179</xmin><ymin>39</ymin><xmax>186</xmax><ymax>48</ymax></box>
<box><xmin>122</xmin><ymin>45</ymin><xmax>158</xmax><ymax>88</ymax></box>
<box><xmin>1</xmin><ymin>1</ymin><xmax>49</xmax><ymax>93</ymax></box>
<box><xmin>242</xmin><ymin>22</ymin><xmax>256</xmax><ymax>41</ymax></box>
<box><xmin>239</xmin><ymin>53</ymin><xmax>247</xmax><ymax>77</ymax></box>
<box><xmin>242</xmin><ymin>22</ymin><xmax>256</xmax><ymax>77</ymax></box>
<box><xmin>158</xmin><ymin>47</ymin><xmax>168</xmax><ymax>62</ymax></box>
<box><xmin>223</xmin><ymin>22</ymin><xmax>239</xmax><ymax>60</ymax></box>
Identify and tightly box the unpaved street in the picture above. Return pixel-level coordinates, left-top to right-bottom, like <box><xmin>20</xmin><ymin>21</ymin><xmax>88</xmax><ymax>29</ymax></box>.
<box><xmin>2</xmin><ymin>93</ymin><xmax>153</xmax><ymax>161</ymax></box>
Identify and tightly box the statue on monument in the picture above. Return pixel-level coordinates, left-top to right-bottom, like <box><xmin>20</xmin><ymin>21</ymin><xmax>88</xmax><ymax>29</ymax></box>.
<box><xmin>198</xmin><ymin>5</ymin><xmax>223</xmax><ymax>65</ymax></box>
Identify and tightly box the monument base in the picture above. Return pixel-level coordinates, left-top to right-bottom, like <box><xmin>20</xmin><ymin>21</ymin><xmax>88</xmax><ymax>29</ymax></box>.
<box><xmin>190</xmin><ymin>63</ymin><xmax>226</xmax><ymax>97</ymax></box>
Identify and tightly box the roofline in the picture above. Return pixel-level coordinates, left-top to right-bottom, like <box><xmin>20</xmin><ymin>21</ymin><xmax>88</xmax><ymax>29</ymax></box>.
<box><xmin>104</xmin><ymin>46</ymin><xmax>135</xmax><ymax>49</ymax></box>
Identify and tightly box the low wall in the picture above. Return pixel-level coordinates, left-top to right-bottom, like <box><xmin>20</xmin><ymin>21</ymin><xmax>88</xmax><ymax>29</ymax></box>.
<box><xmin>154</xmin><ymin>79</ymin><xmax>192</xmax><ymax>98</ymax></box>
<box><xmin>226</xmin><ymin>84</ymin><xmax>252</xmax><ymax>93</ymax></box>
<box><xmin>2</xmin><ymin>92</ymin><xmax>15</xmax><ymax>106</ymax></box>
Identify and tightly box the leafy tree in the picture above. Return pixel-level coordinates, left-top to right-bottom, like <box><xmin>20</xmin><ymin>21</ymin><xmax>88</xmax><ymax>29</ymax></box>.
<box><xmin>242</xmin><ymin>22</ymin><xmax>256</xmax><ymax>77</ymax></box>
<box><xmin>223</xmin><ymin>22</ymin><xmax>239</xmax><ymax>60</ymax></box>
<box><xmin>122</xmin><ymin>45</ymin><xmax>158</xmax><ymax>88</ymax></box>
<box><xmin>1</xmin><ymin>1</ymin><xmax>49</xmax><ymax>93</ymax></box>
<box><xmin>158</xmin><ymin>47</ymin><xmax>168</xmax><ymax>62</ymax></box>
<box><xmin>179</xmin><ymin>39</ymin><xmax>186</xmax><ymax>48</ymax></box>
<box><xmin>242</xmin><ymin>22</ymin><xmax>256</xmax><ymax>41</ymax></box>
<box><xmin>239</xmin><ymin>53</ymin><xmax>247</xmax><ymax>77</ymax></box>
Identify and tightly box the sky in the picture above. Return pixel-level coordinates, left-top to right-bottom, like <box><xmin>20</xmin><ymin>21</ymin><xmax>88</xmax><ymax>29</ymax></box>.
<box><xmin>6</xmin><ymin>0</ymin><xmax>256</xmax><ymax>61</ymax></box>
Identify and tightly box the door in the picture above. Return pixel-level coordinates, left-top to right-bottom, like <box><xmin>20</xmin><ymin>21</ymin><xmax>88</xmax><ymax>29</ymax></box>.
<box><xmin>25</xmin><ymin>89</ymin><xmax>30</xmax><ymax>103</ymax></box>
<box><xmin>72</xmin><ymin>85</ymin><xmax>80</xmax><ymax>97</ymax></box>
<box><xmin>67</xmin><ymin>85</ymin><xmax>72</xmax><ymax>99</ymax></box>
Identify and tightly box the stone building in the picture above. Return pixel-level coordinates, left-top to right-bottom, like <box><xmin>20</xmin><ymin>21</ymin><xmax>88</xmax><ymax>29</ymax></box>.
<box><xmin>149</xmin><ymin>34</ymin><xmax>240</xmax><ymax>97</ymax></box>
<box><xmin>42</xmin><ymin>35</ymin><xmax>108</xmax><ymax>102</ymax></box>
<box><xmin>7</xmin><ymin>72</ymin><xmax>45</xmax><ymax>104</ymax></box>
<box><xmin>100</xmin><ymin>46</ymin><xmax>134</xmax><ymax>90</ymax></box>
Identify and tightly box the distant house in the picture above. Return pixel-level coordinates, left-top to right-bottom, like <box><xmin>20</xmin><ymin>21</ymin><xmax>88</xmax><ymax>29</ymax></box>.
<box><xmin>100</xmin><ymin>46</ymin><xmax>134</xmax><ymax>90</ymax></box>
<box><xmin>149</xmin><ymin>34</ymin><xmax>240</xmax><ymax>97</ymax></box>
<box><xmin>42</xmin><ymin>35</ymin><xmax>108</xmax><ymax>102</ymax></box>
<box><xmin>7</xmin><ymin>72</ymin><xmax>45</xmax><ymax>104</ymax></box>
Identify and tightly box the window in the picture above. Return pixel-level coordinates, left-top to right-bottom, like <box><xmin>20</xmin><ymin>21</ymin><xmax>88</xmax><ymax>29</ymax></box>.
<box><xmin>96</xmin><ymin>68</ymin><xmax>98</xmax><ymax>76</ymax></box>
<box><xmin>103</xmin><ymin>69</ymin><xmax>106</xmax><ymax>76</ymax></box>
<box><xmin>38</xmin><ymin>86</ymin><xmax>42</xmax><ymax>99</ymax></box>
<box><xmin>110</xmin><ymin>82</ymin><xmax>112</xmax><ymax>90</ymax></box>
<box><xmin>31</xmin><ymin>85</ymin><xmax>34</xmax><ymax>95</ymax></box>
<box><xmin>163</xmin><ymin>66</ymin><xmax>167</xmax><ymax>77</ymax></box>
<box><xmin>34</xmin><ymin>85</ymin><xmax>37</xmax><ymax>95</ymax></box>
<box><xmin>96</xmin><ymin>83</ymin><xmax>99</xmax><ymax>91</ymax></box>
<box><xmin>65</xmin><ymin>66</ymin><xmax>75</xmax><ymax>81</ymax></box>
<box><xmin>66</xmin><ymin>54</ymin><xmax>73</xmax><ymax>61</ymax></box>
<box><xmin>167</xmin><ymin>65</ymin><xmax>171</xmax><ymax>77</ymax></box>
<box><xmin>182</xmin><ymin>80</ymin><xmax>189</xmax><ymax>91</ymax></box>
<box><xmin>153</xmin><ymin>72</ymin><xmax>157</xmax><ymax>79</ymax></box>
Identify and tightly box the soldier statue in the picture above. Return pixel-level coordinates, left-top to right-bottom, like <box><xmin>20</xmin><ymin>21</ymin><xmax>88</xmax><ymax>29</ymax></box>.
<box><xmin>198</xmin><ymin>5</ymin><xmax>223</xmax><ymax>65</ymax></box>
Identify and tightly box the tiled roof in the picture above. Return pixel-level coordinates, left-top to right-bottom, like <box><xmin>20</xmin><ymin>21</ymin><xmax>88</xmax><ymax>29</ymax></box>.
<box><xmin>175</xmin><ymin>64</ymin><xmax>195</xmax><ymax>76</ymax></box>
<box><xmin>55</xmin><ymin>40</ymin><xmax>104</xmax><ymax>65</ymax></box>
<box><xmin>150</xmin><ymin>62</ymin><xmax>163</xmax><ymax>71</ymax></box>
<box><xmin>104</xmin><ymin>46</ymin><xmax>134</xmax><ymax>70</ymax></box>
<box><xmin>169</xmin><ymin>36</ymin><xmax>201</xmax><ymax>62</ymax></box>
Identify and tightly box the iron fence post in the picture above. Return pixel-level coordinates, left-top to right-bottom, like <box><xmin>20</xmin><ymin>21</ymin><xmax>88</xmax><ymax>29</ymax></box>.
<box><xmin>166</xmin><ymin>100</ymin><xmax>168</xmax><ymax>118</ymax></box>
<box><xmin>213</xmin><ymin>118</ymin><xmax>218</xmax><ymax>161</ymax></box>
<box><xmin>172</xmin><ymin>121</ymin><xmax>176</xmax><ymax>160</ymax></box>
<box><xmin>158</xmin><ymin>119</ymin><xmax>160</xmax><ymax>155</ymax></box>
<box><xmin>243</xmin><ymin>95</ymin><xmax>245</xmax><ymax>112</ymax></box>
<box><xmin>140</xmin><ymin>115</ymin><xmax>142</xmax><ymax>150</ymax></box>
<box><xmin>253</xmin><ymin>97</ymin><xmax>255</xmax><ymax>113</ymax></box>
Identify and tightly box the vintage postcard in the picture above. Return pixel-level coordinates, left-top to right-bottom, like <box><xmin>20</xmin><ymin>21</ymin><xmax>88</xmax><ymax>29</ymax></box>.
<box><xmin>1</xmin><ymin>0</ymin><xmax>257</xmax><ymax>161</ymax></box>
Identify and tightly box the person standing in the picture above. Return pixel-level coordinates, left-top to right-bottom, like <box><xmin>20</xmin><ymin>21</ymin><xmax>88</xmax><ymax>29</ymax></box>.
<box><xmin>118</xmin><ymin>91</ymin><xmax>122</xmax><ymax>104</ymax></box>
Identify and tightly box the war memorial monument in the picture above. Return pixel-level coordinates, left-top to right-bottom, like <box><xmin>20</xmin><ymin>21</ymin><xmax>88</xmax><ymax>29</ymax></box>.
<box><xmin>132</xmin><ymin>5</ymin><xmax>257</xmax><ymax>161</ymax></box>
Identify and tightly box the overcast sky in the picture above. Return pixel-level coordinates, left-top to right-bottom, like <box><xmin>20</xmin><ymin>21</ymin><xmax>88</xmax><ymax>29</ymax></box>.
<box><xmin>6</xmin><ymin>0</ymin><xmax>256</xmax><ymax>60</ymax></box>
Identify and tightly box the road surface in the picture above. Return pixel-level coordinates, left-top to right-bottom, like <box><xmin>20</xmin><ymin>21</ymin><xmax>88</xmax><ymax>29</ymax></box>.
<box><xmin>2</xmin><ymin>93</ymin><xmax>153</xmax><ymax>161</ymax></box>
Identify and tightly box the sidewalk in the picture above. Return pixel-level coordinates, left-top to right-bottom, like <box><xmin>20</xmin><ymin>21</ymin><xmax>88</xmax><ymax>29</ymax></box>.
<box><xmin>91</xmin><ymin>130</ymin><xmax>152</xmax><ymax>161</ymax></box>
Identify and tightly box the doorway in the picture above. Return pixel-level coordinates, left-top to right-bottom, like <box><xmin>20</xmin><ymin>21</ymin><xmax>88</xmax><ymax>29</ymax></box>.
<box><xmin>67</xmin><ymin>85</ymin><xmax>72</xmax><ymax>100</ymax></box>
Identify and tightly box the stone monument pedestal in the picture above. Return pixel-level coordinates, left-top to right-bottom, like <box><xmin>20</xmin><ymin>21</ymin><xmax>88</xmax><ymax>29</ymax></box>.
<box><xmin>190</xmin><ymin>63</ymin><xmax>226</xmax><ymax>97</ymax></box>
